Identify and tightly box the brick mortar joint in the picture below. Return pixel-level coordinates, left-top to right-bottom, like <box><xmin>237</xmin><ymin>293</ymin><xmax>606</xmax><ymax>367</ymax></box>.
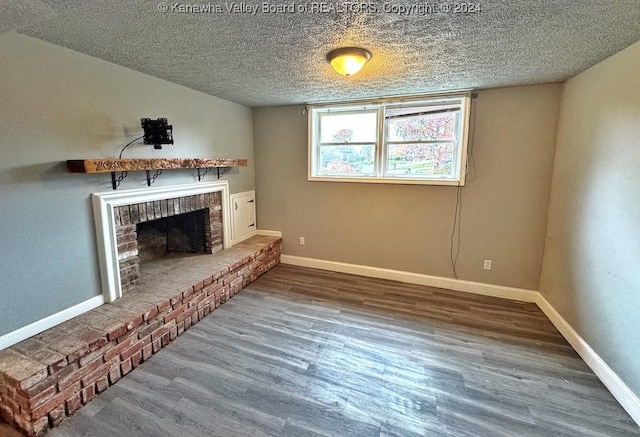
<box><xmin>0</xmin><ymin>239</ymin><xmax>281</xmax><ymax>436</ymax></box>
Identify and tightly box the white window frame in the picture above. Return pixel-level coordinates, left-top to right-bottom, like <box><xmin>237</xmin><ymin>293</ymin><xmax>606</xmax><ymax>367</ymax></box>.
<box><xmin>308</xmin><ymin>92</ymin><xmax>471</xmax><ymax>186</ymax></box>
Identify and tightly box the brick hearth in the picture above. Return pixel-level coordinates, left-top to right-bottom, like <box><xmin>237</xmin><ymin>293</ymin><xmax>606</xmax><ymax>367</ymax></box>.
<box><xmin>115</xmin><ymin>191</ymin><xmax>224</xmax><ymax>293</ymax></box>
<box><xmin>0</xmin><ymin>235</ymin><xmax>281</xmax><ymax>437</ymax></box>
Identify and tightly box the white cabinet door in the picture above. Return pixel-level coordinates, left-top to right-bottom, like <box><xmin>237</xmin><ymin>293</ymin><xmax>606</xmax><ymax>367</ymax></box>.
<box><xmin>230</xmin><ymin>191</ymin><xmax>256</xmax><ymax>244</ymax></box>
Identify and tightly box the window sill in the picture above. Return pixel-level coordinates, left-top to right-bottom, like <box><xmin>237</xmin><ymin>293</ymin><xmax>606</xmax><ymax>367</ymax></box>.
<box><xmin>308</xmin><ymin>175</ymin><xmax>465</xmax><ymax>186</ymax></box>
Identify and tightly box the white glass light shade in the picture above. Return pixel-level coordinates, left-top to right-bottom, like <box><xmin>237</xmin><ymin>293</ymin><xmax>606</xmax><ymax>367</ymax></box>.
<box><xmin>327</xmin><ymin>47</ymin><xmax>372</xmax><ymax>76</ymax></box>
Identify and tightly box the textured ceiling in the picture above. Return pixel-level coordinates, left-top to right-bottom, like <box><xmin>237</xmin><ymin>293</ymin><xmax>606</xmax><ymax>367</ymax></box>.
<box><xmin>4</xmin><ymin>0</ymin><xmax>640</xmax><ymax>107</ymax></box>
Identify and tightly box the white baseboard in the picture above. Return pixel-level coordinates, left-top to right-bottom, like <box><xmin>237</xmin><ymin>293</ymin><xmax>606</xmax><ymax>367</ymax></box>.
<box><xmin>280</xmin><ymin>255</ymin><xmax>538</xmax><ymax>303</ymax></box>
<box><xmin>228</xmin><ymin>230</ymin><xmax>257</xmax><ymax>247</ymax></box>
<box><xmin>536</xmin><ymin>294</ymin><xmax>640</xmax><ymax>425</ymax></box>
<box><xmin>256</xmin><ymin>229</ymin><xmax>283</xmax><ymax>237</ymax></box>
<box><xmin>0</xmin><ymin>295</ymin><xmax>105</xmax><ymax>350</ymax></box>
<box><xmin>2</xmin><ymin>251</ymin><xmax>638</xmax><ymax>427</ymax></box>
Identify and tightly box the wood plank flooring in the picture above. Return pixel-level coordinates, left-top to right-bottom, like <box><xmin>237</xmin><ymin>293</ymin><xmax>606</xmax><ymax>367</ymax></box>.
<box><xmin>45</xmin><ymin>264</ymin><xmax>639</xmax><ymax>437</ymax></box>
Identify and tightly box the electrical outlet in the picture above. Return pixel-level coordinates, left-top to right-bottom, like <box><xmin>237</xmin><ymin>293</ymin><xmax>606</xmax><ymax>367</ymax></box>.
<box><xmin>483</xmin><ymin>259</ymin><xmax>492</xmax><ymax>270</ymax></box>
<box><xmin>299</xmin><ymin>237</ymin><xmax>305</xmax><ymax>246</ymax></box>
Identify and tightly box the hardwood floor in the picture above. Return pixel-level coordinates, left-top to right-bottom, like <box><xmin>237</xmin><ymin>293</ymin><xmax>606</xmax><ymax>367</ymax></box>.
<box><xmin>46</xmin><ymin>264</ymin><xmax>639</xmax><ymax>437</ymax></box>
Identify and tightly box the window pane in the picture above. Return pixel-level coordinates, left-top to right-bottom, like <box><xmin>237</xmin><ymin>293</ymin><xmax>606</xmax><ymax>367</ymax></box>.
<box><xmin>385</xmin><ymin>143</ymin><xmax>454</xmax><ymax>176</ymax></box>
<box><xmin>386</xmin><ymin>110</ymin><xmax>457</xmax><ymax>142</ymax></box>
<box><xmin>319</xmin><ymin>145</ymin><xmax>375</xmax><ymax>175</ymax></box>
<box><xmin>319</xmin><ymin>112</ymin><xmax>377</xmax><ymax>143</ymax></box>
<box><xmin>309</xmin><ymin>94</ymin><xmax>469</xmax><ymax>184</ymax></box>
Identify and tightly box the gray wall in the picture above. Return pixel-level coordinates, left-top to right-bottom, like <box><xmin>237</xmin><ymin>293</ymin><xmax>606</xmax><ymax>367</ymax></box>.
<box><xmin>254</xmin><ymin>84</ymin><xmax>561</xmax><ymax>290</ymax></box>
<box><xmin>0</xmin><ymin>32</ymin><xmax>254</xmax><ymax>337</ymax></box>
<box><xmin>540</xmin><ymin>41</ymin><xmax>640</xmax><ymax>395</ymax></box>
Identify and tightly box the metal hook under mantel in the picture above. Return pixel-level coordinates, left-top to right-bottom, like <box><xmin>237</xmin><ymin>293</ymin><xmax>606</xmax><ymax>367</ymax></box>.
<box><xmin>110</xmin><ymin>171</ymin><xmax>128</xmax><ymax>190</ymax></box>
<box><xmin>198</xmin><ymin>167</ymin><xmax>232</xmax><ymax>180</ymax></box>
<box><xmin>197</xmin><ymin>167</ymin><xmax>213</xmax><ymax>181</ymax></box>
<box><xmin>216</xmin><ymin>167</ymin><xmax>231</xmax><ymax>179</ymax></box>
<box><xmin>146</xmin><ymin>169</ymin><xmax>163</xmax><ymax>186</ymax></box>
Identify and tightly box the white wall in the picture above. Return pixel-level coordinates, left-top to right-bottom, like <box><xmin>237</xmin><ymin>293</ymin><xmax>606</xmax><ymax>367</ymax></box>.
<box><xmin>540</xmin><ymin>40</ymin><xmax>640</xmax><ymax>396</ymax></box>
<box><xmin>0</xmin><ymin>32</ymin><xmax>254</xmax><ymax>337</ymax></box>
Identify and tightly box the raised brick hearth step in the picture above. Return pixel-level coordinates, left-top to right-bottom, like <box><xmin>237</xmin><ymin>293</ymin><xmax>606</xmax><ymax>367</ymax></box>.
<box><xmin>0</xmin><ymin>235</ymin><xmax>281</xmax><ymax>436</ymax></box>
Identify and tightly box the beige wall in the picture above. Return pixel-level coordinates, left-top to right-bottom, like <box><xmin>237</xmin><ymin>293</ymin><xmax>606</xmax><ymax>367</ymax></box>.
<box><xmin>540</xmin><ymin>41</ymin><xmax>640</xmax><ymax>395</ymax></box>
<box><xmin>254</xmin><ymin>84</ymin><xmax>561</xmax><ymax>290</ymax></box>
<box><xmin>0</xmin><ymin>32</ymin><xmax>254</xmax><ymax>336</ymax></box>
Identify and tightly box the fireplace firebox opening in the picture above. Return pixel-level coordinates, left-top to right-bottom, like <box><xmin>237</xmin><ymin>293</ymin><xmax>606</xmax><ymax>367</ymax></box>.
<box><xmin>114</xmin><ymin>191</ymin><xmax>223</xmax><ymax>294</ymax></box>
<box><xmin>137</xmin><ymin>209</ymin><xmax>207</xmax><ymax>262</ymax></box>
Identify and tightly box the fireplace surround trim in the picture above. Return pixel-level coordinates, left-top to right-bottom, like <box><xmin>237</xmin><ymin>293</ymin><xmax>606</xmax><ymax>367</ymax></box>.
<box><xmin>92</xmin><ymin>181</ymin><xmax>231</xmax><ymax>302</ymax></box>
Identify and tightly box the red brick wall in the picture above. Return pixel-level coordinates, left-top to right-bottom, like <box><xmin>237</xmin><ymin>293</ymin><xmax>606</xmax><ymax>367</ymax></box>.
<box><xmin>114</xmin><ymin>192</ymin><xmax>224</xmax><ymax>293</ymax></box>
<box><xmin>0</xmin><ymin>237</ymin><xmax>281</xmax><ymax>437</ymax></box>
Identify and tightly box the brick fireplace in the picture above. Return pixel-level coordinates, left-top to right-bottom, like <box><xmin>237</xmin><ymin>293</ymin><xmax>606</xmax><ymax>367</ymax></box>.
<box><xmin>115</xmin><ymin>191</ymin><xmax>224</xmax><ymax>293</ymax></box>
<box><xmin>0</xmin><ymin>181</ymin><xmax>284</xmax><ymax>437</ymax></box>
<box><xmin>92</xmin><ymin>181</ymin><xmax>231</xmax><ymax>302</ymax></box>
<box><xmin>0</xmin><ymin>234</ymin><xmax>282</xmax><ymax>436</ymax></box>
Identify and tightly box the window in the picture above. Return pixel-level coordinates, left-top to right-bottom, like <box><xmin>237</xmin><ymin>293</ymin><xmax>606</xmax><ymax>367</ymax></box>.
<box><xmin>308</xmin><ymin>93</ymin><xmax>471</xmax><ymax>185</ymax></box>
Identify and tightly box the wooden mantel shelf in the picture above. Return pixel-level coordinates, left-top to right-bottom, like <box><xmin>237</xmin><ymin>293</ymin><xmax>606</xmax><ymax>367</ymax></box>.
<box><xmin>67</xmin><ymin>158</ymin><xmax>248</xmax><ymax>189</ymax></box>
<box><xmin>67</xmin><ymin>158</ymin><xmax>247</xmax><ymax>174</ymax></box>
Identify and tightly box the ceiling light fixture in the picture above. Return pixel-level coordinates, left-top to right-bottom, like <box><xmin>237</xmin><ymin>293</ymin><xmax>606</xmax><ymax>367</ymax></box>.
<box><xmin>326</xmin><ymin>47</ymin><xmax>372</xmax><ymax>76</ymax></box>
